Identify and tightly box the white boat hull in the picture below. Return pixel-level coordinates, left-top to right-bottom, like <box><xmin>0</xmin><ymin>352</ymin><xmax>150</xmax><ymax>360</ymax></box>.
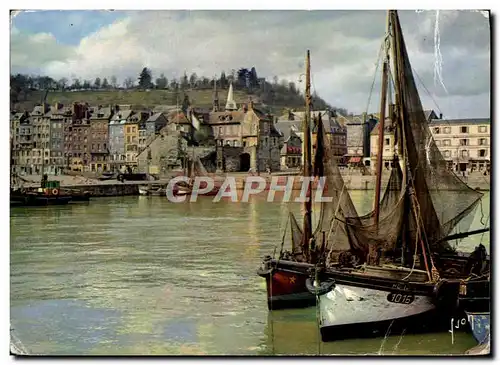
<box><xmin>318</xmin><ymin>284</ymin><xmax>437</xmax><ymax>341</ymax></box>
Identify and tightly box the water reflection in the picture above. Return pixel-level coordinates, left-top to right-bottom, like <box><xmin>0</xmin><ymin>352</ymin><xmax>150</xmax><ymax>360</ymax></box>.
<box><xmin>262</xmin><ymin>309</ymin><xmax>477</xmax><ymax>355</ymax></box>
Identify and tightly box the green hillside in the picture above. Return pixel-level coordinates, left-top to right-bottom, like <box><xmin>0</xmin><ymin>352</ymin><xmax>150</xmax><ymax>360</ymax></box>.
<box><xmin>11</xmin><ymin>70</ymin><xmax>347</xmax><ymax>115</ymax></box>
<box><xmin>13</xmin><ymin>89</ymin><xmax>264</xmax><ymax>111</ymax></box>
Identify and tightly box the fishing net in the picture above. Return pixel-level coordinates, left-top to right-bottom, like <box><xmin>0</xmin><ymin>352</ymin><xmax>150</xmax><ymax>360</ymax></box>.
<box><xmin>390</xmin><ymin>10</ymin><xmax>483</xmax><ymax>253</ymax></box>
<box><xmin>281</xmin><ymin>11</ymin><xmax>483</xmax><ymax>269</ymax></box>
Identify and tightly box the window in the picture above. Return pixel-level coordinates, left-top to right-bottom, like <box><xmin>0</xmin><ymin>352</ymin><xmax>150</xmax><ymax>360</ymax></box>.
<box><xmin>444</xmin><ymin>127</ymin><xmax>451</xmax><ymax>134</ymax></box>
<box><xmin>461</xmin><ymin>126</ymin><xmax>468</xmax><ymax>133</ymax></box>
<box><xmin>219</xmin><ymin>127</ymin><xmax>223</xmax><ymax>135</ymax></box>
<box><xmin>479</xmin><ymin>149</ymin><xmax>487</xmax><ymax>157</ymax></box>
<box><xmin>385</xmin><ymin>138</ymin><xmax>390</xmax><ymax>146</ymax></box>
<box><xmin>479</xmin><ymin>126</ymin><xmax>487</xmax><ymax>133</ymax></box>
<box><xmin>434</xmin><ymin>127</ymin><xmax>440</xmax><ymax>134</ymax></box>
<box><xmin>479</xmin><ymin>138</ymin><xmax>488</xmax><ymax>146</ymax></box>
<box><xmin>461</xmin><ymin>150</ymin><xmax>469</xmax><ymax>158</ymax></box>
<box><xmin>443</xmin><ymin>139</ymin><xmax>451</xmax><ymax>146</ymax></box>
<box><xmin>459</xmin><ymin>139</ymin><xmax>468</xmax><ymax>146</ymax></box>
<box><xmin>127</xmin><ymin>127</ymin><xmax>131</xmax><ymax>133</ymax></box>
<box><xmin>435</xmin><ymin>140</ymin><xmax>441</xmax><ymax>146</ymax></box>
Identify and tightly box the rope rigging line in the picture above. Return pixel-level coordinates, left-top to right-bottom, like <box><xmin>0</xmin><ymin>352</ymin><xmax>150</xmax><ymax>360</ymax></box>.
<box><xmin>364</xmin><ymin>40</ymin><xmax>385</xmax><ymax>117</ymax></box>
<box><xmin>278</xmin><ymin>212</ymin><xmax>290</xmax><ymax>259</ymax></box>
<box><xmin>412</xmin><ymin>67</ymin><xmax>444</xmax><ymax>118</ymax></box>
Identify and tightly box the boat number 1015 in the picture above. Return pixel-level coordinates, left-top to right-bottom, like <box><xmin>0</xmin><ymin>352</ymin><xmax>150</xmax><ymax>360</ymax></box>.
<box><xmin>386</xmin><ymin>293</ymin><xmax>415</xmax><ymax>304</ymax></box>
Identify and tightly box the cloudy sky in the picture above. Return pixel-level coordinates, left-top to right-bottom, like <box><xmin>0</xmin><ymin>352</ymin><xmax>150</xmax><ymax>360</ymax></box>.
<box><xmin>10</xmin><ymin>10</ymin><xmax>490</xmax><ymax>118</ymax></box>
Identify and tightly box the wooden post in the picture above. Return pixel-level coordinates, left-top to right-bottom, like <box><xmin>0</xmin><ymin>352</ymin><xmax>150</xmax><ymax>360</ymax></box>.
<box><xmin>302</xmin><ymin>50</ymin><xmax>313</xmax><ymax>255</ymax></box>
<box><xmin>374</xmin><ymin>12</ymin><xmax>391</xmax><ymax>228</ymax></box>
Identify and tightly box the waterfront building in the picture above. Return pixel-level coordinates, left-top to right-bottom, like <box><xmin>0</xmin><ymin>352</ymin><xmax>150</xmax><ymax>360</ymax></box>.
<box><xmin>143</xmin><ymin>112</ymin><xmax>168</xmax><ymax>148</ymax></box>
<box><xmin>89</xmin><ymin>105</ymin><xmax>113</xmax><ymax>172</ymax></box>
<box><xmin>11</xmin><ymin>111</ymin><xmax>31</xmax><ymax>174</ymax></box>
<box><xmin>30</xmin><ymin>103</ymin><xmax>51</xmax><ymax>174</ymax></box>
<box><xmin>69</xmin><ymin>105</ymin><xmax>92</xmax><ymax>172</ymax></box>
<box><xmin>429</xmin><ymin>118</ymin><xmax>490</xmax><ymax>172</ymax></box>
<box><xmin>336</xmin><ymin>112</ymin><xmax>377</xmax><ymax>167</ymax></box>
<box><xmin>109</xmin><ymin>109</ymin><xmax>131</xmax><ymax>173</ymax></box>
<box><xmin>368</xmin><ymin>110</ymin><xmax>491</xmax><ymax>173</ymax></box>
<box><xmin>48</xmin><ymin>102</ymin><xmax>70</xmax><ymax>174</ymax></box>
<box><xmin>274</xmin><ymin>121</ymin><xmax>302</xmax><ymax>169</ymax></box>
<box><xmin>124</xmin><ymin>117</ymin><xmax>139</xmax><ymax>171</ymax></box>
<box><xmin>208</xmin><ymin>98</ymin><xmax>281</xmax><ymax>172</ymax></box>
<box><xmin>277</xmin><ymin>109</ymin><xmax>347</xmax><ymax>166</ymax></box>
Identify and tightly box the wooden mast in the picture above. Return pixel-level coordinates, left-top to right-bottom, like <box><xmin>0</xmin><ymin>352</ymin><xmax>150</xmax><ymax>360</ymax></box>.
<box><xmin>302</xmin><ymin>50</ymin><xmax>313</xmax><ymax>255</ymax></box>
<box><xmin>374</xmin><ymin>12</ymin><xmax>391</xmax><ymax>227</ymax></box>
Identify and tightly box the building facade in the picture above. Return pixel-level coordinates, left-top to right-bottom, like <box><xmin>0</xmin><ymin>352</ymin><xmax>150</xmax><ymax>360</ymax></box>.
<box><xmin>11</xmin><ymin>111</ymin><xmax>31</xmax><ymax>174</ymax></box>
<box><xmin>89</xmin><ymin>105</ymin><xmax>113</xmax><ymax>172</ymax></box>
<box><xmin>275</xmin><ymin>121</ymin><xmax>302</xmax><ymax>169</ymax></box>
<box><xmin>30</xmin><ymin>104</ymin><xmax>51</xmax><ymax>174</ymax></box>
<box><xmin>429</xmin><ymin>118</ymin><xmax>490</xmax><ymax>172</ymax></box>
<box><xmin>48</xmin><ymin>103</ymin><xmax>66</xmax><ymax>174</ymax></box>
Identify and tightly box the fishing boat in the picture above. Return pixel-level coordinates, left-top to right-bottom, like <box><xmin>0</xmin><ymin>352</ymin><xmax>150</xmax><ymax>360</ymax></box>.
<box><xmin>457</xmin><ymin>269</ymin><xmax>490</xmax><ymax>345</ymax></box>
<box><xmin>10</xmin><ymin>177</ymin><xmax>73</xmax><ymax>207</ymax></box>
<box><xmin>304</xmin><ymin>10</ymin><xmax>490</xmax><ymax>342</ymax></box>
<box><xmin>257</xmin><ymin>50</ymin><xmax>341</xmax><ymax>310</ymax></box>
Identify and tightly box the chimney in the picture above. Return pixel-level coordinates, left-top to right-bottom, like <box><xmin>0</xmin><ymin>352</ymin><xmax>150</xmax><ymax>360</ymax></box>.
<box><xmin>115</xmin><ymin>104</ymin><xmax>120</xmax><ymax>113</ymax></box>
<box><xmin>439</xmin><ymin>113</ymin><xmax>443</xmax><ymax>119</ymax></box>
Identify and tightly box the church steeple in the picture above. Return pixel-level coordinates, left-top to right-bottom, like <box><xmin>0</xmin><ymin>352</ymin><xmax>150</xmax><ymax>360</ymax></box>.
<box><xmin>212</xmin><ymin>77</ymin><xmax>220</xmax><ymax>112</ymax></box>
<box><xmin>225</xmin><ymin>82</ymin><xmax>237</xmax><ymax>111</ymax></box>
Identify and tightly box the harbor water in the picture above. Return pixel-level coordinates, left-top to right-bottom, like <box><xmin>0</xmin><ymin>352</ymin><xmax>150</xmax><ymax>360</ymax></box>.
<box><xmin>10</xmin><ymin>191</ymin><xmax>489</xmax><ymax>355</ymax></box>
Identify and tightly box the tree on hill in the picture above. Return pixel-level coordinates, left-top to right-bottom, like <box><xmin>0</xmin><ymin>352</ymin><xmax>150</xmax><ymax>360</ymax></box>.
<box><xmin>155</xmin><ymin>73</ymin><xmax>168</xmax><ymax>89</ymax></box>
<box><xmin>71</xmin><ymin>78</ymin><xmax>81</xmax><ymax>90</ymax></box>
<box><xmin>138</xmin><ymin>67</ymin><xmax>153</xmax><ymax>89</ymax></box>
<box><xmin>123</xmin><ymin>77</ymin><xmax>135</xmax><ymax>89</ymax></box>
<box><xmin>237</xmin><ymin>68</ymin><xmax>249</xmax><ymax>88</ymax></box>
<box><xmin>58</xmin><ymin>78</ymin><xmax>68</xmax><ymax>91</ymax></box>
<box><xmin>180</xmin><ymin>72</ymin><xmax>189</xmax><ymax>90</ymax></box>
<box><xmin>102</xmin><ymin>77</ymin><xmax>110</xmax><ymax>89</ymax></box>
<box><xmin>93</xmin><ymin>77</ymin><xmax>101</xmax><ymax>89</ymax></box>
<box><xmin>82</xmin><ymin>80</ymin><xmax>92</xmax><ymax>89</ymax></box>
<box><xmin>110</xmin><ymin>75</ymin><xmax>118</xmax><ymax>89</ymax></box>
<box><xmin>219</xmin><ymin>71</ymin><xmax>227</xmax><ymax>88</ymax></box>
<box><xmin>189</xmin><ymin>73</ymin><xmax>198</xmax><ymax>88</ymax></box>
<box><xmin>249</xmin><ymin>67</ymin><xmax>258</xmax><ymax>89</ymax></box>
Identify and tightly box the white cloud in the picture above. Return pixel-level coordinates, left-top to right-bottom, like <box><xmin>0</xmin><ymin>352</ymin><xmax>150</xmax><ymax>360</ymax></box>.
<box><xmin>10</xmin><ymin>10</ymin><xmax>490</xmax><ymax>118</ymax></box>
